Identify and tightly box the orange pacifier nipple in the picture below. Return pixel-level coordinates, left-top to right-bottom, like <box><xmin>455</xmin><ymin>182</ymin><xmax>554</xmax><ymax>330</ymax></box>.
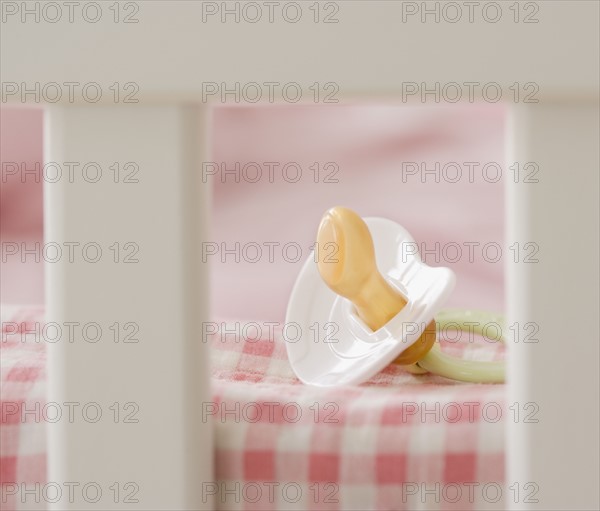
<box><xmin>316</xmin><ymin>206</ymin><xmax>436</xmax><ymax>366</ymax></box>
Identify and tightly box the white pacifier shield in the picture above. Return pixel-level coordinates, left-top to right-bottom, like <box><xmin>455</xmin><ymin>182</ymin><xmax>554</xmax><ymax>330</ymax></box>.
<box><xmin>285</xmin><ymin>217</ymin><xmax>456</xmax><ymax>387</ymax></box>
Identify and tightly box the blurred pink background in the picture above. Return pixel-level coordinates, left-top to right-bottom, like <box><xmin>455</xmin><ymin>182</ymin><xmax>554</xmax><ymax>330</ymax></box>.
<box><xmin>1</xmin><ymin>104</ymin><xmax>505</xmax><ymax>320</ymax></box>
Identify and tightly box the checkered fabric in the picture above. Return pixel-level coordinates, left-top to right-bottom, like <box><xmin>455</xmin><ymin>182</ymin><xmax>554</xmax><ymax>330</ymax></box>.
<box><xmin>1</xmin><ymin>306</ymin><xmax>506</xmax><ymax>511</ymax></box>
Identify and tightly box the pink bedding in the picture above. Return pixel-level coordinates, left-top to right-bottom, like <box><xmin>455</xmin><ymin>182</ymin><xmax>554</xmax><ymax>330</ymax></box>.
<box><xmin>2</xmin><ymin>305</ymin><xmax>505</xmax><ymax>510</ymax></box>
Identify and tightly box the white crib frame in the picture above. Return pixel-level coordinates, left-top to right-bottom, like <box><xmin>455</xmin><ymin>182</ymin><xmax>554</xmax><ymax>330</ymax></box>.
<box><xmin>2</xmin><ymin>1</ymin><xmax>599</xmax><ymax>509</ymax></box>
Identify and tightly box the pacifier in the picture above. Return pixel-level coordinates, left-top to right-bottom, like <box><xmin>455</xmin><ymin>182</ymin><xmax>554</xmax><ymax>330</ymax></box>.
<box><xmin>285</xmin><ymin>206</ymin><xmax>505</xmax><ymax>387</ymax></box>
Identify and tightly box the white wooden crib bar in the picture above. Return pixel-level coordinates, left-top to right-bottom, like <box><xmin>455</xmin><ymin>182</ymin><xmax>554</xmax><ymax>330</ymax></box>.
<box><xmin>2</xmin><ymin>1</ymin><xmax>598</xmax><ymax>509</ymax></box>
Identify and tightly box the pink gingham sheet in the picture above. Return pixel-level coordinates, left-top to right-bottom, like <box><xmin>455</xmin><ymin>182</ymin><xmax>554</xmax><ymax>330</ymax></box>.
<box><xmin>1</xmin><ymin>304</ymin><xmax>506</xmax><ymax>511</ymax></box>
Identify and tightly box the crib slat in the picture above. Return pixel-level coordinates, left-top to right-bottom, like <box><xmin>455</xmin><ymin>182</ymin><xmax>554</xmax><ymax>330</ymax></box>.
<box><xmin>507</xmin><ymin>101</ymin><xmax>600</xmax><ymax>510</ymax></box>
<box><xmin>44</xmin><ymin>105</ymin><xmax>213</xmax><ymax>510</ymax></box>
